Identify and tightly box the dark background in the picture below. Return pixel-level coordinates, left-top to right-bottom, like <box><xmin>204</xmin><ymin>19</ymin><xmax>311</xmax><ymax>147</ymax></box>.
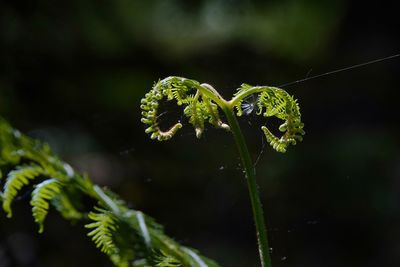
<box><xmin>0</xmin><ymin>0</ymin><xmax>399</xmax><ymax>266</ymax></box>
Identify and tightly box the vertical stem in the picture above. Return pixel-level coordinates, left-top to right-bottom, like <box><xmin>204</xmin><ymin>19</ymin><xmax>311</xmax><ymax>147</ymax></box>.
<box><xmin>223</xmin><ymin>107</ymin><xmax>272</xmax><ymax>267</ymax></box>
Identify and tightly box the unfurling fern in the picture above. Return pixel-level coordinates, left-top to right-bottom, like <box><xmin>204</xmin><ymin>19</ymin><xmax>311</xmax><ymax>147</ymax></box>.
<box><xmin>141</xmin><ymin>77</ymin><xmax>305</xmax><ymax>267</ymax></box>
<box><xmin>141</xmin><ymin>76</ymin><xmax>229</xmax><ymax>141</ymax></box>
<box><xmin>0</xmin><ymin>118</ymin><xmax>219</xmax><ymax>267</ymax></box>
<box><xmin>233</xmin><ymin>84</ymin><xmax>305</xmax><ymax>152</ymax></box>
<box><xmin>1</xmin><ymin>75</ymin><xmax>305</xmax><ymax>267</ymax></box>
<box><xmin>141</xmin><ymin>77</ymin><xmax>304</xmax><ymax>153</ymax></box>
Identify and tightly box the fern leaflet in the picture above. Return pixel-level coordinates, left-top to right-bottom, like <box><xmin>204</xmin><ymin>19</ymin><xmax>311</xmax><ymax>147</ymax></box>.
<box><xmin>85</xmin><ymin>207</ymin><xmax>119</xmax><ymax>255</ymax></box>
<box><xmin>0</xmin><ymin>113</ymin><xmax>222</xmax><ymax>266</ymax></box>
<box><xmin>2</xmin><ymin>164</ymin><xmax>45</xmax><ymax>217</ymax></box>
<box><xmin>152</xmin><ymin>250</ymin><xmax>182</xmax><ymax>267</ymax></box>
<box><xmin>30</xmin><ymin>178</ymin><xmax>64</xmax><ymax>233</ymax></box>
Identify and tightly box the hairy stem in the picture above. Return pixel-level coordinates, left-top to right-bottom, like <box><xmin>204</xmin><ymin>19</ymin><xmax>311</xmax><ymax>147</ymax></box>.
<box><xmin>222</xmin><ymin>105</ymin><xmax>272</xmax><ymax>267</ymax></box>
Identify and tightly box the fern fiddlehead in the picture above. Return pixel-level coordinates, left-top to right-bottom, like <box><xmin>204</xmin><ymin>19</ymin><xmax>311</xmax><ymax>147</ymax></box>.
<box><xmin>233</xmin><ymin>84</ymin><xmax>305</xmax><ymax>152</ymax></box>
<box><xmin>141</xmin><ymin>77</ymin><xmax>305</xmax><ymax>267</ymax></box>
<box><xmin>141</xmin><ymin>77</ymin><xmax>304</xmax><ymax>153</ymax></box>
<box><xmin>0</xmin><ymin>117</ymin><xmax>219</xmax><ymax>267</ymax></box>
<box><xmin>141</xmin><ymin>76</ymin><xmax>229</xmax><ymax>141</ymax></box>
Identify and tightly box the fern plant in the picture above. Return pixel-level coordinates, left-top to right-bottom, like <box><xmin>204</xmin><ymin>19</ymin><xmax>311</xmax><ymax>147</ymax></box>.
<box><xmin>0</xmin><ymin>117</ymin><xmax>219</xmax><ymax>267</ymax></box>
<box><xmin>0</xmin><ymin>76</ymin><xmax>304</xmax><ymax>267</ymax></box>
<box><xmin>141</xmin><ymin>77</ymin><xmax>305</xmax><ymax>267</ymax></box>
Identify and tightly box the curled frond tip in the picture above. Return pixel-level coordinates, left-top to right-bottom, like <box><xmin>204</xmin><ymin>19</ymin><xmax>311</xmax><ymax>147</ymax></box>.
<box><xmin>234</xmin><ymin>84</ymin><xmax>305</xmax><ymax>153</ymax></box>
<box><xmin>141</xmin><ymin>76</ymin><xmax>229</xmax><ymax>141</ymax></box>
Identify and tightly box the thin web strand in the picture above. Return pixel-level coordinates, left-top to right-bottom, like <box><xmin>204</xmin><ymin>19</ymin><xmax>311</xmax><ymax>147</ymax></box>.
<box><xmin>278</xmin><ymin>53</ymin><xmax>400</xmax><ymax>88</ymax></box>
<box><xmin>254</xmin><ymin>133</ymin><xmax>266</xmax><ymax>167</ymax></box>
<box><xmin>255</xmin><ymin>53</ymin><xmax>399</xmax><ymax>166</ymax></box>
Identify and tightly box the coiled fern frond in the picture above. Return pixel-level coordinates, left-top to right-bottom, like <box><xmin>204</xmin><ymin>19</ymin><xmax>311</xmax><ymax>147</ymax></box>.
<box><xmin>142</xmin><ymin>77</ymin><xmax>305</xmax><ymax>153</ymax></box>
<box><xmin>0</xmin><ymin>117</ymin><xmax>219</xmax><ymax>267</ymax></box>
<box><xmin>234</xmin><ymin>84</ymin><xmax>305</xmax><ymax>152</ymax></box>
<box><xmin>141</xmin><ymin>76</ymin><xmax>229</xmax><ymax>141</ymax></box>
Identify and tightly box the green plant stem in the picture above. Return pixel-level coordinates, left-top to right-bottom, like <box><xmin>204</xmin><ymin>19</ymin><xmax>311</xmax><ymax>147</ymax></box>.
<box><xmin>222</xmin><ymin>106</ymin><xmax>272</xmax><ymax>267</ymax></box>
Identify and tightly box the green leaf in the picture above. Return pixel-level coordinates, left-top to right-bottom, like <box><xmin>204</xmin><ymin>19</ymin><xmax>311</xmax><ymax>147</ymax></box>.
<box><xmin>30</xmin><ymin>178</ymin><xmax>64</xmax><ymax>233</ymax></box>
<box><xmin>85</xmin><ymin>207</ymin><xmax>118</xmax><ymax>255</ymax></box>
<box><xmin>2</xmin><ymin>165</ymin><xmax>44</xmax><ymax>217</ymax></box>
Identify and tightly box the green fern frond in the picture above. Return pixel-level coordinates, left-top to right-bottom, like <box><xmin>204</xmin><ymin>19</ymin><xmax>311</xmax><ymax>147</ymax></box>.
<box><xmin>2</xmin><ymin>164</ymin><xmax>45</xmax><ymax>217</ymax></box>
<box><xmin>171</xmin><ymin>86</ymin><xmax>191</xmax><ymax>105</ymax></box>
<box><xmin>234</xmin><ymin>98</ymin><xmax>244</xmax><ymax>116</ymax></box>
<box><xmin>261</xmin><ymin>126</ymin><xmax>291</xmax><ymax>153</ymax></box>
<box><xmin>184</xmin><ymin>93</ymin><xmax>205</xmax><ymax>138</ymax></box>
<box><xmin>1</xmin><ymin>117</ymin><xmax>220</xmax><ymax>267</ymax></box>
<box><xmin>141</xmin><ymin>77</ymin><xmax>229</xmax><ymax>141</ymax></box>
<box><xmin>30</xmin><ymin>178</ymin><xmax>64</xmax><ymax>233</ymax></box>
<box><xmin>85</xmin><ymin>207</ymin><xmax>119</xmax><ymax>255</ymax></box>
<box><xmin>233</xmin><ymin>83</ymin><xmax>253</xmax><ymax>116</ymax></box>
<box><xmin>234</xmin><ymin>84</ymin><xmax>305</xmax><ymax>153</ymax></box>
